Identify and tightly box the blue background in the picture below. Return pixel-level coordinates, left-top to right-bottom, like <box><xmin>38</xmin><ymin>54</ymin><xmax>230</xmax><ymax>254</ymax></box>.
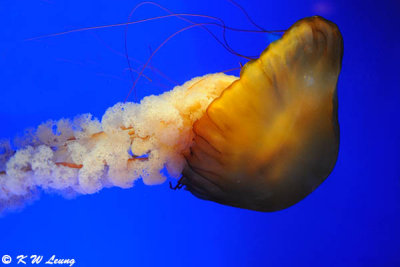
<box><xmin>0</xmin><ymin>0</ymin><xmax>399</xmax><ymax>266</ymax></box>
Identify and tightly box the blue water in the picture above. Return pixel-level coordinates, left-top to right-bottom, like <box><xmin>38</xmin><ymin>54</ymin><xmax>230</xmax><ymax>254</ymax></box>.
<box><xmin>0</xmin><ymin>0</ymin><xmax>399</xmax><ymax>266</ymax></box>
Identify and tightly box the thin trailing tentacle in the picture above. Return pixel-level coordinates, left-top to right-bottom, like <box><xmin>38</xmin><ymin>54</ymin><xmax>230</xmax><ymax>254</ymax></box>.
<box><xmin>169</xmin><ymin>176</ymin><xmax>185</xmax><ymax>190</ymax></box>
<box><xmin>226</xmin><ymin>0</ymin><xmax>267</xmax><ymax>31</ymax></box>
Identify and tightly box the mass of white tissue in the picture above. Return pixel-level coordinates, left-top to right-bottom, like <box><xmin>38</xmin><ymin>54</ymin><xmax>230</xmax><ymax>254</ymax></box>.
<box><xmin>0</xmin><ymin>73</ymin><xmax>238</xmax><ymax>213</ymax></box>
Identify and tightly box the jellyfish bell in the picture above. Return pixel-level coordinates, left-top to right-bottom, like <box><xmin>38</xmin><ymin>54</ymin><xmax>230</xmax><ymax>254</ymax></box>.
<box><xmin>181</xmin><ymin>16</ymin><xmax>343</xmax><ymax>211</ymax></box>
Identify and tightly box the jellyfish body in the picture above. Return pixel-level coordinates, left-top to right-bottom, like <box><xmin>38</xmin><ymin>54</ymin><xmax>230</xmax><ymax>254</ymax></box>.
<box><xmin>182</xmin><ymin>16</ymin><xmax>343</xmax><ymax>211</ymax></box>
<box><xmin>0</xmin><ymin>16</ymin><xmax>343</xmax><ymax>214</ymax></box>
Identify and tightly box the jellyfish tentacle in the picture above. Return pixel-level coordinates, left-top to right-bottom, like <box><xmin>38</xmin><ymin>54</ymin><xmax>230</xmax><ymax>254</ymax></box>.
<box><xmin>169</xmin><ymin>177</ymin><xmax>184</xmax><ymax>190</ymax></box>
<box><xmin>226</xmin><ymin>0</ymin><xmax>267</xmax><ymax>32</ymax></box>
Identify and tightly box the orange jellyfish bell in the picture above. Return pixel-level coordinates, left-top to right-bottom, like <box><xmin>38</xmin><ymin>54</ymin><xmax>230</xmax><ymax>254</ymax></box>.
<box><xmin>182</xmin><ymin>16</ymin><xmax>343</xmax><ymax>211</ymax></box>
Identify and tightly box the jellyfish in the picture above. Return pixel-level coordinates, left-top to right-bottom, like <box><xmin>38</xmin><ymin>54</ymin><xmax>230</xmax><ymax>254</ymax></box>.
<box><xmin>0</xmin><ymin>15</ymin><xmax>343</xmax><ymax>213</ymax></box>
